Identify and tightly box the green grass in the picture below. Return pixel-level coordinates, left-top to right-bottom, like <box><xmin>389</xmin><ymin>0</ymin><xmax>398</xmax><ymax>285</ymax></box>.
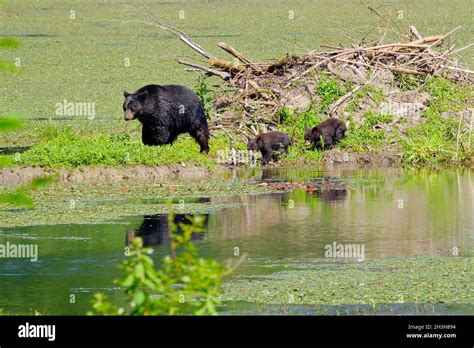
<box><xmin>400</xmin><ymin>116</ymin><xmax>470</xmax><ymax>167</ymax></box>
<box><xmin>421</xmin><ymin>76</ymin><xmax>473</xmax><ymax>116</ymax></box>
<box><xmin>0</xmin><ymin>118</ymin><xmax>140</xmax><ymax>147</ymax></box>
<box><xmin>345</xmin><ymin>85</ymin><xmax>387</xmax><ymax>113</ymax></box>
<box><xmin>279</xmin><ymin>107</ymin><xmax>322</xmax><ymax>137</ymax></box>
<box><xmin>399</xmin><ymin>77</ymin><xmax>473</xmax><ymax>166</ymax></box>
<box><xmin>15</xmin><ymin>133</ymin><xmax>215</xmax><ymax>168</ymax></box>
<box><xmin>340</xmin><ymin>111</ymin><xmax>392</xmax><ymax>153</ymax></box>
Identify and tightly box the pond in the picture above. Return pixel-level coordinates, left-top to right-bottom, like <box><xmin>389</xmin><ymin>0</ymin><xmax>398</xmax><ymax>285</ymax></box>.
<box><xmin>0</xmin><ymin>167</ymin><xmax>472</xmax><ymax>315</ymax></box>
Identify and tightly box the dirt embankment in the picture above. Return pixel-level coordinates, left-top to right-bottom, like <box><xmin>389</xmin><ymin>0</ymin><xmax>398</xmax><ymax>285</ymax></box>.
<box><xmin>0</xmin><ymin>151</ymin><xmax>406</xmax><ymax>185</ymax></box>
<box><xmin>0</xmin><ymin>163</ymin><xmax>219</xmax><ymax>185</ymax></box>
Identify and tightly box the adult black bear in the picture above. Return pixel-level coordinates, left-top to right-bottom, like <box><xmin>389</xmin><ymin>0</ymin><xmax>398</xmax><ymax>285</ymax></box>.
<box><xmin>304</xmin><ymin>118</ymin><xmax>347</xmax><ymax>150</ymax></box>
<box><xmin>248</xmin><ymin>131</ymin><xmax>291</xmax><ymax>165</ymax></box>
<box><xmin>123</xmin><ymin>84</ymin><xmax>210</xmax><ymax>153</ymax></box>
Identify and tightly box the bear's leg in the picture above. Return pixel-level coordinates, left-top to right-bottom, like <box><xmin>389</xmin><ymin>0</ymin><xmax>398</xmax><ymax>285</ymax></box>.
<box><xmin>324</xmin><ymin>135</ymin><xmax>334</xmax><ymax>150</ymax></box>
<box><xmin>314</xmin><ymin>135</ymin><xmax>325</xmax><ymax>150</ymax></box>
<box><xmin>260</xmin><ymin>147</ymin><xmax>273</xmax><ymax>165</ymax></box>
<box><xmin>190</xmin><ymin>128</ymin><xmax>210</xmax><ymax>154</ymax></box>
<box><xmin>142</xmin><ymin>126</ymin><xmax>171</xmax><ymax>146</ymax></box>
<box><xmin>334</xmin><ymin>128</ymin><xmax>346</xmax><ymax>142</ymax></box>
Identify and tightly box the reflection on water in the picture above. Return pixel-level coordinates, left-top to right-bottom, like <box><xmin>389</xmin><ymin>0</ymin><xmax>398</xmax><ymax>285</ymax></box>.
<box><xmin>317</xmin><ymin>187</ymin><xmax>347</xmax><ymax>202</ymax></box>
<box><xmin>0</xmin><ymin>168</ymin><xmax>472</xmax><ymax>315</ymax></box>
<box><xmin>126</xmin><ymin>213</ymin><xmax>209</xmax><ymax>246</ymax></box>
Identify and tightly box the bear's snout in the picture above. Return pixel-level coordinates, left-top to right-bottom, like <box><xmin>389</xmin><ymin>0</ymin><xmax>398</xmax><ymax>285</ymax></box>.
<box><xmin>304</xmin><ymin>140</ymin><xmax>311</xmax><ymax>147</ymax></box>
<box><xmin>124</xmin><ymin>109</ymin><xmax>135</xmax><ymax>121</ymax></box>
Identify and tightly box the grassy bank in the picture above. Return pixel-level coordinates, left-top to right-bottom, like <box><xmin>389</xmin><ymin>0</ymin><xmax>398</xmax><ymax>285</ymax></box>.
<box><xmin>1</xmin><ymin>76</ymin><xmax>471</xmax><ymax>169</ymax></box>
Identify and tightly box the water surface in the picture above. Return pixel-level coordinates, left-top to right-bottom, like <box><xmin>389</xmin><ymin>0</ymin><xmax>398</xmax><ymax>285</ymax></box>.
<box><xmin>0</xmin><ymin>168</ymin><xmax>472</xmax><ymax>315</ymax></box>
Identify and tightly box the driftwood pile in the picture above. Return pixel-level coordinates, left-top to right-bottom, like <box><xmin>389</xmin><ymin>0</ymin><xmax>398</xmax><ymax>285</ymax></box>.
<box><xmin>131</xmin><ymin>7</ymin><xmax>474</xmax><ymax>138</ymax></box>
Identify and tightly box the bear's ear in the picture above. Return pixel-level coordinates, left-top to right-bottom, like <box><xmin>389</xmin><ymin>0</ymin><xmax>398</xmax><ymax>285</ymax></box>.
<box><xmin>123</xmin><ymin>91</ymin><xmax>131</xmax><ymax>98</ymax></box>
<box><xmin>137</xmin><ymin>90</ymin><xmax>148</xmax><ymax>102</ymax></box>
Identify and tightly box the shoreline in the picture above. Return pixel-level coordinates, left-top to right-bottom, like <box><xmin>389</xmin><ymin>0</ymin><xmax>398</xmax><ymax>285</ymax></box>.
<box><xmin>2</xmin><ymin>148</ymin><xmax>474</xmax><ymax>186</ymax></box>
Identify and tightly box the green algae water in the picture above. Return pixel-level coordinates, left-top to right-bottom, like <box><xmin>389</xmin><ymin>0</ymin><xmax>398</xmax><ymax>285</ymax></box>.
<box><xmin>1</xmin><ymin>0</ymin><xmax>473</xmax><ymax>120</ymax></box>
<box><xmin>0</xmin><ymin>168</ymin><xmax>472</xmax><ymax>315</ymax></box>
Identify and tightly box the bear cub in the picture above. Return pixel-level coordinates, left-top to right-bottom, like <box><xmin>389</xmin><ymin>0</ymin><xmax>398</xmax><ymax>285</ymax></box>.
<box><xmin>248</xmin><ymin>131</ymin><xmax>290</xmax><ymax>165</ymax></box>
<box><xmin>123</xmin><ymin>84</ymin><xmax>210</xmax><ymax>153</ymax></box>
<box><xmin>304</xmin><ymin>118</ymin><xmax>347</xmax><ymax>150</ymax></box>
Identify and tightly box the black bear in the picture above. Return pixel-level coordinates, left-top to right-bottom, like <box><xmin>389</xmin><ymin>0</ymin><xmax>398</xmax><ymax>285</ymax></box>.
<box><xmin>248</xmin><ymin>131</ymin><xmax>291</xmax><ymax>165</ymax></box>
<box><xmin>304</xmin><ymin>118</ymin><xmax>347</xmax><ymax>150</ymax></box>
<box><xmin>123</xmin><ymin>84</ymin><xmax>210</xmax><ymax>153</ymax></box>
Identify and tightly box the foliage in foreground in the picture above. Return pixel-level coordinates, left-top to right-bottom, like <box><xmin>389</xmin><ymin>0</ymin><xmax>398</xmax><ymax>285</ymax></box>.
<box><xmin>0</xmin><ymin>36</ymin><xmax>54</xmax><ymax>207</ymax></box>
<box><xmin>0</xmin><ymin>176</ymin><xmax>54</xmax><ymax>208</ymax></box>
<box><xmin>89</xmin><ymin>214</ymin><xmax>228</xmax><ymax>315</ymax></box>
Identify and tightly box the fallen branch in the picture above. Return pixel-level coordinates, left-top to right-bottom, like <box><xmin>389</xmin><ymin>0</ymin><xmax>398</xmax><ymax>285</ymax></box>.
<box><xmin>178</xmin><ymin>60</ymin><xmax>230</xmax><ymax>80</ymax></box>
<box><xmin>217</xmin><ymin>42</ymin><xmax>261</xmax><ymax>71</ymax></box>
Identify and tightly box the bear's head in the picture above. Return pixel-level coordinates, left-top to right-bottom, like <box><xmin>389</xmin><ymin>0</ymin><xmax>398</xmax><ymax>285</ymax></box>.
<box><xmin>247</xmin><ymin>136</ymin><xmax>261</xmax><ymax>152</ymax></box>
<box><xmin>123</xmin><ymin>90</ymin><xmax>148</xmax><ymax>121</ymax></box>
<box><xmin>304</xmin><ymin>127</ymin><xmax>322</xmax><ymax>147</ymax></box>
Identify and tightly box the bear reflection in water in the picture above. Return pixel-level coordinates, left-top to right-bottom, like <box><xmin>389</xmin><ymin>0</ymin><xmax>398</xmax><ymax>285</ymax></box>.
<box><xmin>126</xmin><ymin>213</ymin><xmax>209</xmax><ymax>246</ymax></box>
<box><xmin>317</xmin><ymin>188</ymin><xmax>348</xmax><ymax>202</ymax></box>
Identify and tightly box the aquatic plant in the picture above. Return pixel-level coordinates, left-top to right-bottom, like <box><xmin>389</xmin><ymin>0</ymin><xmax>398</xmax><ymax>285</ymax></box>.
<box><xmin>89</xmin><ymin>212</ymin><xmax>229</xmax><ymax>315</ymax></box>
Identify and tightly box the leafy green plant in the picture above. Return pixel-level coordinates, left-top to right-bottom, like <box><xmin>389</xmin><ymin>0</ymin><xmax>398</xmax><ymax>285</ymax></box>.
<box><xmin>0</xmin><ymin>116</ymin><xmax>23</xmax><ymax>131</ymax></box>
<box><xmin>195</xmin><ymin>75</ymin><xmax>214</xmax><ymax>119</ymax></box>
<box><xmin>89</xmin><ymin>213</ymin><xmax>229</xmax><ymax>315</ymax></box>
<box><xmin>316</xmin><ymin>74</ymin><xmax>348</xmax><ymax>112</ymax></box>
<box><xmin>340</xmin><ymin>125</ymin><xmax>386</xmax><ymax>153</ymax></box>
<box><xmin>279</xmin><ymin>107</ymin><xmax>322</xmax><ymax>137</ymax></box>
<box><xmin>0</xmin><ymin>176</ymin><xmax>54</xmax><ymax>208</ymax></box>
<box><xmin>0</xmin><ymin>33</ymin><xmax>20</xmax><ymax>73</ymax></box>
<box><xmin>397</xmin><ymin>77</ymin><xmax>473</xmax><ymax>166</ymax></box>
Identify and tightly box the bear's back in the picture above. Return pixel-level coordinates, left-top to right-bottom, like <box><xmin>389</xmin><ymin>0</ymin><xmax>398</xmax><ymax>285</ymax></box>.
<box><xmin>264</xmin><ymin>131</ymin><xmax>290</xmax><ymax>144</ymax></box>
<box><xmin>318</xmin><ymin>118</ymin><xmax>345</xmax><ymax>134</ymax></box>
<box><xmin>133</xmin><ymin>84</ymin><xmax>199</xmax><ymax>105</ymax></box>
